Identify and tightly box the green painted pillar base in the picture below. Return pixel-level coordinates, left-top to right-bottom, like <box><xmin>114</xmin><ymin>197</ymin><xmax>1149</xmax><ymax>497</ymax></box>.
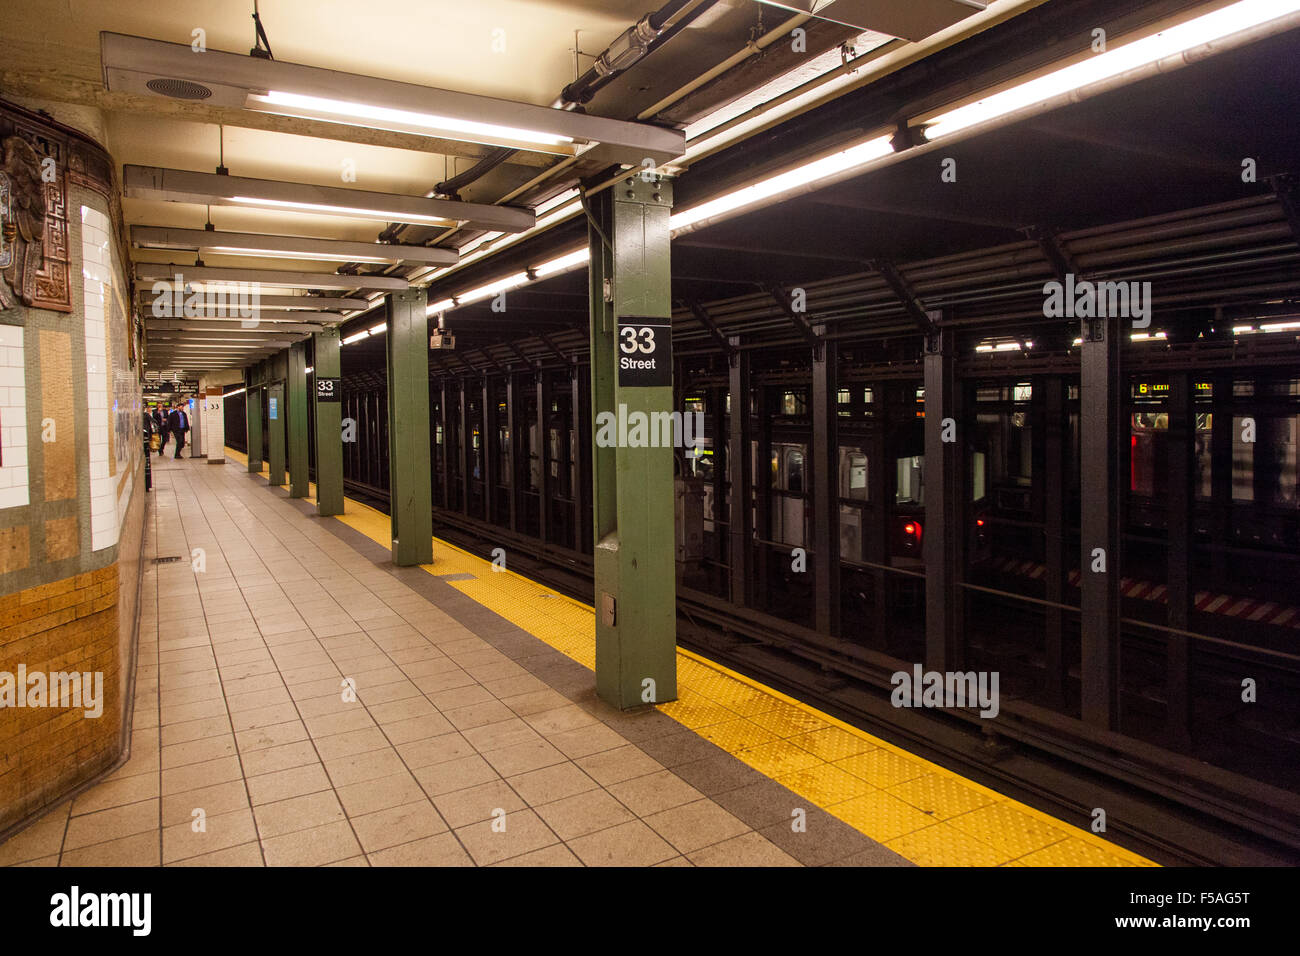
<box><xmin>386</xmin><ymin>289</ymin><xmax>433</xmax><ymax>566</ymax></box>
<box><xmin>314</xmin><ymin>328</ymin><xmax>344</xmax><ymax>516</ymax></box>
<box><xmin>267</xmin><ymin>378</ymin><xmax>286</xmax><ymax>487</ymax></box>
<box><xmin>287</xmin><ymin>341</ymin><xmax>310</xmax><ymax>498</ymax></box>
<box><xmin>246</xmin><ymin>369</ymin><xmax>263</xmax><ymax>473</ymax></box>
<box><xmin>589</xmin><ymin>177</ymin><xmax>678</xmax><ymax>710</ymax></box>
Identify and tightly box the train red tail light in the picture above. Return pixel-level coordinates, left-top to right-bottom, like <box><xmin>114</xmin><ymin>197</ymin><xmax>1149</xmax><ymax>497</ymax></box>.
<box><xmin>904</xmin><ymin>521</ymin><xmax>921</xmax><ymax>539</ymax></box>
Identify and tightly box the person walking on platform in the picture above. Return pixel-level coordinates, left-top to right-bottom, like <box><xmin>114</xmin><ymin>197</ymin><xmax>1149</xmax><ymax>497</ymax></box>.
<box><xmin>167</xmin><ymin>404</ymin><xmax>190</xmax><ymax>459</ymax></box>
<box><xmin>156</xmin><ymin>405</ymin><xmax>171</xmax><ymax>457</ymax></box>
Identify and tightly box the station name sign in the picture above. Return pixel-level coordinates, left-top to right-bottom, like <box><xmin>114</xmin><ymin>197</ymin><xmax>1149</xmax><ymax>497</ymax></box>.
<box><xmin>617</xmin><ymin>315</ymin><xmax>672</xmax><ymax>388</ymax></box>
<box><xmin>316</xmin><ymin>377</ymin><xmax>341</xmax><ymax>403</ymax></box>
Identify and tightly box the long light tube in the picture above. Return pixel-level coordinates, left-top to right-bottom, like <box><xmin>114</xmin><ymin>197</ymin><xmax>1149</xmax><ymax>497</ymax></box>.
<box><xmin>923</xmin><ymin>0</ymin><xmax>1300</xmax><ymax>139</ymax></box>
<box><xmin>247</xmin><ymin>91</ymin><xmax>574</xmax><ymax>149</ymax></box>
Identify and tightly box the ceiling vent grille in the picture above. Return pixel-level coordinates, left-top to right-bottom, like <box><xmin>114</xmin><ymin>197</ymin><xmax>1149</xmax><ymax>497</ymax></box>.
<box><xmin>145</xmin><ymin>77</ymin><xmax>213</xmax><ymax>100</ymax></box>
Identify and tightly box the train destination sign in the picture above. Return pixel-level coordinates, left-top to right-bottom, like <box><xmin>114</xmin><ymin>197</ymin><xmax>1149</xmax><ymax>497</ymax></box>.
<box><xmin>617</xmin><ymin>316</ymin><xmax>672</xmax><ymax>388</ymax></box>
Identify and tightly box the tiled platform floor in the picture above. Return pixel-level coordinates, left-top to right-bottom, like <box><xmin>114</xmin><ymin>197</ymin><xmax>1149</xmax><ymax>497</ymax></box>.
<box><xmin>0</xmin><ymin>453</ymin><xmax>905</xmax><ymax>867</ymax></box>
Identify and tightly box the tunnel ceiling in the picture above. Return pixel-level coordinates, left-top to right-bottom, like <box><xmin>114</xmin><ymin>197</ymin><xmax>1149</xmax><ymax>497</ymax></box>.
<box><xmin>366</xmin><ymin>16</ymin><xmax>1300</xmax><ymax>379</ymax></box>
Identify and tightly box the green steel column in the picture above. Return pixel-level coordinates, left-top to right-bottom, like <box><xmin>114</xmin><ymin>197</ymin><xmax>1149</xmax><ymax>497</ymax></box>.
<box><xmin>287</xmin><ymin>341</ymin><xmax>310</xmax><ymax>498</ymax></box>
<box><xmin>313</xmin><ymin>328</ymin><xmax>344</xmax><ymax>516</ymax></box>
<box><xmin>267</xmin><ymin>353</ymin><xmax>286</xmax><ymax>487</ymax></box>
<box><xmin>246</xmin><ymin>366</ymin><xmax>263</xmax><ymax>474</ymax></box>
<box><xmin>386</xmin><ymin>289</ymin><xmax>433</xmax><ymax>566</ymax></box>
<box><xmin>588</xmin><ymin>176</ymin><xmax>677</xmax><ymax>710</ymax></box>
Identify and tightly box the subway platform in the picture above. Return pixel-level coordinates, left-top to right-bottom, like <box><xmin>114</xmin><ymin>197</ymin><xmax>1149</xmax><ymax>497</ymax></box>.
<box><xmin>0</xmin><ymin>452</ymin><xmax>1153</xmax><ymax>867</ymax></box>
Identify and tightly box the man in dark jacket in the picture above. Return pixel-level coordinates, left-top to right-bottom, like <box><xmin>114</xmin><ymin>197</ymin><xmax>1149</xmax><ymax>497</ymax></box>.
<box><xmin>167</xmin><ymin>404</ymin><xmax>189</xmax><ymax>459</ymax></box>
<box><xmin>156</xmin><ymin>406</ymin><xmax>171</xmax><ymax>456</ymax></box>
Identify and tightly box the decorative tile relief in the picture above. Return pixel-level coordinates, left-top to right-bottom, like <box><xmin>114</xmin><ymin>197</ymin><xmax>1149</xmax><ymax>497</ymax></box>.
<box><xmin>0</xmin><ymin>323</ymin><xmax>28</xmax><ymax>510</ymax></box>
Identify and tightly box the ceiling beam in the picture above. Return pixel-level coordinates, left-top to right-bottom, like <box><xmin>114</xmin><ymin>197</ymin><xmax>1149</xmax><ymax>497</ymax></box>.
<box><xmin>146</xmin><ymin>319</ymin><xmax>327</xmax><ymax>334</ymax></box>
<box><xmin>103</xmin><ymin>33</ymin><xmax>684</xmax><ymax>166</ymax></box>
<box><xmin>124</xmin><ymin>165</ymin><xmax>536</xmax><ymax>234</ymax></box>
<box><xmin>134</xmin><ymin>263</ymin><xmax>409</xmax><ymax>291</ymax></box>
<box><xmin>137</xmin><ymin>292</ymin><xmax>369</xmax><ymax>312</ymax></box>
<box><xmin>131</xmin><ymin>226</ymin><xmax>458</xmax><ymax>266</ymax></box>
<box><xmin>869</xmin><ymin>259</ymin><xmax>940</xmax><ymax>336</ymax></box>
<box><xmin>682</xmin><ymin>299</ymin><xmax>736</xmax><ymax>358</ymax></box>
<box><xmin>764</xmin><ymin>284</ymin><xmax>823</xmax><ymax>350</ymax></box>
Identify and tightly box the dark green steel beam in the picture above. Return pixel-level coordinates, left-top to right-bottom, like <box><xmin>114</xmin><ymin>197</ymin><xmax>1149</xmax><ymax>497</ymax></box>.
<box><xmin>246</xmin><ymin>363</ymin><xmax>263</xmax><ymax>474</ymax></box>
<box><xmin>267</xmin><ymin>352</ymin><xmax>286</xmax><ymax>487</ymax></box>
<box><xmin>287</xmin><ymin>340</ymin><xmax>310</xmax><ymax>498</ymax></box>
<box><xmin>386</xmin><ymin>289</ymin><xmax>433</xmax><ymax>566</ymax></box>
<box><xmin>314</xmin><ymin>327</ymin><xmax>344</xmax><ymax>516</ymax></box>
<box><xmin>588</xmin><ymin>176</ymin><xmax>677</xmax><ymax>710</ymax></box>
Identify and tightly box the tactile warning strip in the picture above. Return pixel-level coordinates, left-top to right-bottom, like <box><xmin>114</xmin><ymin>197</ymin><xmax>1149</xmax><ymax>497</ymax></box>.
<box><xmin>225</xmin><ymin>448</ymin><xmax>1156</xmax><ymax>867</ymax></box>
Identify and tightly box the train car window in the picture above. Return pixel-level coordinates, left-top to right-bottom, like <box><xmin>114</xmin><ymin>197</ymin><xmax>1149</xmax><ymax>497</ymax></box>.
<box><xmin>839</xmin><ymin>504</ymin><xmax>862</xmax><ymax>560</ymax></box>
<box><xmin>1232</xmin><ymin>417</ymin><xmax>1254</xmax><ymax>501</ymax></box>
<box><xmin>837</xmin><ymin>389</ymin><xmax>852</xmax><ymax>417</ymax></box>
<box><xmin>839</xmin><ymin>448</ymin><xmax>868</xmax><ymax>500</ymax></box>
<box><xmin>1268</xmin><ymin>416</ymin><xmax>1298</xmax><ymax>507</ymax></box>
<box><xmin>1193</xmin><ymin>414</ymin><xmax>1212</xmax><ymax>500</ymax></box>
<box><xmin>782</xmin><ymin>390</ymin><xmax>807</xmax><ymax>416</ymax></box>
<box><xmin>896</xmin><ymin>456</ymin><xmax>924</xmax><ymax>506</ymax></box>
<box><xmin>863</xmin><ymin>388</ymin><xmax>874</xmax><ymax>404</ymax></box>
<box><xmin>1010</xmin><ymin>412</ymin><xmax>1032</xmax><ymax>486</ymax></box>
<box><xmin>1249</xmin><ymin>414</ymin><xmax>1299</xmax><ymax>508</ymax></box>
<box><xmin>972</xmin><ymin>451</ymin><xmax>986</xmax><ymax>502</ymax></box>
<box><xmin>1130</xmin><ymin>412</ymin><xmax>1165</xmax><ymax>497</ymax></box>
<box><xmin>786</xmin><ymin>448</ymin><xmax>805</xmax><ymax>492</ymax></box>
<box><xmin>1014</xmin><ymin>383</ymin><xmax>1033</xmax><ymax>402</ymax></box>
<box><xmin>435</xmin><ymin>424</ymin><xmax>443</xmax><ymax>446</ymax></box>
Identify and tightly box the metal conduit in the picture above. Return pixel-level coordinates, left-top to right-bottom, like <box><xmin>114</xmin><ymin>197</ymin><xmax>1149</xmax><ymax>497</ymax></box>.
<box><xmin>434</xmin><ymin>195</ymin><xmax>1298</xmax><ymax>365</ymax></box>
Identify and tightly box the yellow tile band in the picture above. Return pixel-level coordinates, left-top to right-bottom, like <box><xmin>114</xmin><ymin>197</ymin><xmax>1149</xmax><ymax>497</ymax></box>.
<box><xmin>223</xmin><ymin>447</ymin><xmax>1156</xmax><ymax>867</ymax></box>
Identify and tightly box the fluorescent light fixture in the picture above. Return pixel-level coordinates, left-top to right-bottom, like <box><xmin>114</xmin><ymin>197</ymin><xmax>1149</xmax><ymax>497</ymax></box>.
<box><xmin>136</xmin><ymin>292</ymin><xmax>367</xmax><ymax>312</ymax></box>
<box><xmin>101</xmin><ymin>33</ymin><xmax>685</xmax><ymax>165</ymax></box>
<box><xmin>458</xmin><ymin>272</ymin><xmax>530</xmax><ymax>307</ymax></box>
<box><xmin>368</xmin><ymin>323</ymin><xmax>387</xmax><ymax>335</ymax></box>
<box><xmin>534</xmin><ymin>248</ymin><xmax>589</xmax><ymax>278</ymax></box>
<box><xmin>425</xmin><ymin>136</ymin><xmax>900</xmax><ymax>317</ymax></box>
<box><xmin>304</xmin><ymin>366</ymin><xmax>313</xmax><ymax>374</ymax></box>
<box><xmin>124</xmin><ymin>165</ymin><xmax>535</xmax><ymax>233</ymax></box>
<box><xmin>1261</xmin><ymin>321</ymin><xmax>1300</xmax><ymax>331</ymax></box>
<box><xmin>223</xmin><ymin>387</ymin><xmax>246</xmax><ymax>398</ymax></box>
<box><xmin>342</xmin><ymin>331</ymin><xmax>369</xmax><ymax>345</ymax></box>
<box><xmin>753</xmin><ymin>0</ymin><xmax>986</xmax><ymax>42</ymax></box>
<box><xmin>1131</xmin><ymin>331</ymin><xmax>1168</xmax><ymax>341</ymax></box>
<box><xmin>247</xmin><ymin>90</ymin><xmax>574</xmax><ymax>149</ymax></box>
<box><xmin>923</xmin><ymin>0</ymin><xmax>1300</xmax><ymax>139</ymax></box>
<box><xmin>669</xmin><ymin>135</ymin><xmax>894</xmax><ymax>230</ymax></box>
<box><xmin>134</xmin><ymin>263</ymin><xmax>409</xmax><ymax>292</ymax></box>
<box><xmin>132</xmin><ymin>226</ymin><xmax>457</xmax><ymax>266</ymax></box>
